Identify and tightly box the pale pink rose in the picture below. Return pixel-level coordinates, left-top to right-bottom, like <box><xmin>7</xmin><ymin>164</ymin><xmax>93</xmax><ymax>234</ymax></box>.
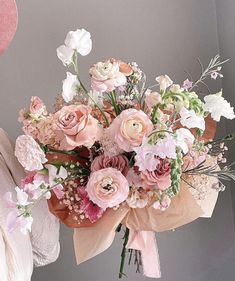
<box><xmin>91</xmin><ymin>155</ymin><xmax>129</xmax><ymax>176</ymax></box>
<box><xmin>86</xmin><ymin>167</ymin><xmax>129</xmax><ymax>210</ymax></box>
<box><xmin>30</xmin><ymin>96</ymin><xmax>46</xmax><ymax>117</ymax></box>
<box><xmin>89</xmin><ymin>59</ymin><xmax>127</xmax><ymax>92</ymax></box>
<box><xmin>109</xmin><ymin>109</ymin><xmax>153</xmax><ymax>152</ymax></box>
<box><xmin>55</xmin><ymin>104</ymin><xmax>101</xmax><ymax>150</ymax></box>
<box><xmin>15</xmin><ymin>135</ymin><xmax>47</xmax><ymax>171</ymax></box>
<box><xmin>145</xmin><ymin>89</ymin><xmax>162</xmax><ymax>109</ymax></box>
<box><xmin>141</xmin><ymin>159</ymin><xmax>171</xmax><ymax>191</ymax></box>
<box><xmin>78</xmin><ymin>188</ymin><xmax>104</xmax><ymax>223</ymax></box>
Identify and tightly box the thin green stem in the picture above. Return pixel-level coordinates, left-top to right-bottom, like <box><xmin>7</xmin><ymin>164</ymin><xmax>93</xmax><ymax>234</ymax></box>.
<box><xmin>119</xmin><ymin>227</ymin><xmax>129</xmax><ymax>279</ymax></box>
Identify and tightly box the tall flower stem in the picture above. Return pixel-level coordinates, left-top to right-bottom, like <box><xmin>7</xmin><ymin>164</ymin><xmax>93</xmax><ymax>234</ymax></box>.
<box><xmin>119</xmin><ymin>227</ymin><xmax>130</xmax><ymax>278</ymax></box>
<box><xmin>109</xmin><ymin>90</ymin><xmax>120</xmax><ymax>116</ymax></box>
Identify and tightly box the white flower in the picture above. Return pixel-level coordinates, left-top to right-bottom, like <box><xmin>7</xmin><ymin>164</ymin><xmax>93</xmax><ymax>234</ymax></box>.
<box><xmin>56</xmin><ymin>45</ymin><xmax>74</xmax><ymax>66</ymax></box>
<box><xmin>65</xmin><ymin>28</ymin><xmax>92</xmax><ymax>56</ymax></box>
<box><xmin>179</xmin><ymin>107</ymin><xmax>205</xmax><ymax>131</ymax></box>
<box><xmin>155</xmin><ymin>75</ymin><xmax>173</xmax><ymax>92</ymax></box>
<box><xmin>6</xmin><ymin>209</ymin><xmax>33</xmax><ymax>234</ymax></box>
<box><xmin>88</xmin><ymin>90</ymin><xmax>103</xmax><ymax>107</ymax></box>
<box><xmin>62</xmin><ymin>72</ymin><xmax>80</xmax><ymax>103</ymax></box>
<box><xmin>204</xmin><ymin>92</ymin><xmax>235</xmax><ymax>122</ymax></box>
<box><xmin>175</xmin><ymin>128</ymin><xmax>195</xmax><ymax>154</ymax></box>
<box><xmin>15</xmin><ymin>187</ymin><xmax>30</xmax><ymax>206</ymax></box>
<box><xmin>15</xmin><ymin>135</ymin><xmax>47</xmax><ymax>171</ymax></box>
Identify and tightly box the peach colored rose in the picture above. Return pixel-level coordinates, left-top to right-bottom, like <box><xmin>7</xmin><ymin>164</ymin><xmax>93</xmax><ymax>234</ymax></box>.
<box><xmin>91</xmin><ymin>155</ymin><xmax>129</xmax><ymax>176</ymax></box>
<box><xmin>55</xmin><ymin>104</ymin><xmax>101</xmax><ymax>150</ymax></box>
<box><xmin>141</xmin><ymin>159</ymin><xmax>171</xmax><ymax>191</ymax></box>
<box><xmin>109</xmin><ymin>109</ymin><xmax>153</xmax><ymax>152</ymax></box>
<box><xmin>86</xmin><ymin>167</ymin><xmax>129</xmax><ymax>210</ymax></box>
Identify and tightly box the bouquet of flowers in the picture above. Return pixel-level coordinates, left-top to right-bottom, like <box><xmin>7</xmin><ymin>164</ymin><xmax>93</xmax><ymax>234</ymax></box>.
<box><xmin>5</xmin><ymin>28</ymin><xmax>235</xmax><ymax>279</ymax></box>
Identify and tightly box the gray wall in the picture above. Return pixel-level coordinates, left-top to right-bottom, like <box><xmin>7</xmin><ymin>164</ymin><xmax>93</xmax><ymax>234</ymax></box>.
<box><xmin>0</xmin><ymin>0</ymin><xmax>235</xmax><ymax>281</ymax></box>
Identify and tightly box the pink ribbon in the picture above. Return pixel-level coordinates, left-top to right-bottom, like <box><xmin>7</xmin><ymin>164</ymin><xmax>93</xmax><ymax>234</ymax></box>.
<box><xmin>126</xmin><ymin>230</ymin><xmax>161</xmax><ymax>278</ymax></box>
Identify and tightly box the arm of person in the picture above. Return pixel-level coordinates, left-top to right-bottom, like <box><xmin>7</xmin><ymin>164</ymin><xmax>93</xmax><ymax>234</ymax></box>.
<box><xmin>0</xmin><ymin>128</ymin><xmax>61</xmax><ymax>267</ymax></box>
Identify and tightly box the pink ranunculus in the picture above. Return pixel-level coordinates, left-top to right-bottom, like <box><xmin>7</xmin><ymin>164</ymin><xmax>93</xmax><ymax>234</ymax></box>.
<box><xmin>55</xmin><ymin>104</ymin><xmax>101</xmax><ymax>150</ymax></box>
<box><xmin>86</xmin><ymin>167</ymin><xmax>129</xmax><ymax>210</ymax></box>
<box><xmin>91</xmin><ymin>155</ymin><xmax>129</xmax><ymax>176</ymax></box>
<box><xmin>145</xmin><ymin>89</ymin><xmax>162</xmax><ymax>109</ymax></box>
<box><xmin>141</xmin><ymin>159</ymin><xmax>171</xmax><ymax>191</ymax></box>
<box><xmin>109</xmin><ymin>109</ymin><xmax>153</xmax><ymax>152</ymax></box>
<box><xmin>30</xmin><ymin>96</ymin><xmax>46</xmax><ymax>117</ymax></box>
<box><xmin>78</xmin><ymin>188</ymin><xmax>104</xmax><ymax>223</ymax></box>
<box><xmin>89</xmin><ymin>59</ymin><xmax>127</xmax><ymax>93</ymax></box>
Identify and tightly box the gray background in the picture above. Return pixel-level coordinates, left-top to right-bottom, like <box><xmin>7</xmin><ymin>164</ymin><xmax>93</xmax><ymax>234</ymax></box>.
<box><xmin>0</xmin><ymin>0</ymin><xmax>235</xmax><ymax>280</ymax></box>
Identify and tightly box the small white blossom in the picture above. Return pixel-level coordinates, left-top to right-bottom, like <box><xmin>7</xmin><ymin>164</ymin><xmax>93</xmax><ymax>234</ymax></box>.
<box><xmin>179</xmin><ymin>107</ymin><xmax>205</xmax><ymax>131</ymax></box>
<box><xmin>56</xmin><ymin>45</ymin><xmax>74</xmax><ymax>66</ymax></box>
<box><xmin>204</xmin><ymin>91</ymin><xmax>235</xmax><ymax>121</ymax></box>
<box><xmin>155</xmin><ymin>75</ymin><xmax>173</xmax><ymax>92</ymax></box>
<box><xmin>175</xmin><ymin>128</ymin><xmax>195</xmax><ymax>154</ymax></box>
<box><xmin>62</xmin><ymin>72</ymin><xmax>80</xmax><ymax>103</ymax></box>
<box><xmin>65</xmin><ymin>28</ymin><xmax>92</xmax><ymax>56</ymax></box>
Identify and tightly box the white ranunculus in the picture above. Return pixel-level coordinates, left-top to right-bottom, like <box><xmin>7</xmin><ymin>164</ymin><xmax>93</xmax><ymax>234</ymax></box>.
<box><xmin>15</xmin><ymin>135</ymin><xmax>47</xmax><ymax>171</ymax></box>
<box><xmin>56</xmin><ymin>45</ymin><xmax>74</xmax><ymax>66</ymax></box>
<box><xmin>155</xmin><ymin>75</ymin><xmax>173</xmax><ymax>92</ymax></box>
<box><xmin>62</xmin><ymin>72</ymin><xmax>80</xmax><ymax>103</ymax></box>
<box><xmin>204</xmin><ymin>91</ymin><xmax>235</xmax><ymax>122</ymax></box>
<box><xmin>65</xmin><ymin>28</ymin><xmax>92</xmax><ymax>56</ymax></box>
<box><xmin>179</xmin><ymin>107</ymin><xmax>205</xmax><ymax>131</ymax></box>
<box><xmin>175</xmin><ymin>128</ymin><xmax>195</xmax><ymax>154</ymax></box>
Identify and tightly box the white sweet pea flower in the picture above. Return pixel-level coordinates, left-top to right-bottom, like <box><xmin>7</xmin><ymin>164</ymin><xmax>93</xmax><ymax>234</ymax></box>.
<box><xmin>6</xmin><ymin>209</ymin><xmax>33</xmax><ymax>234</ymax></box>
<box><xmin>15</xmin><ymin>135</ymin><xmax>47</xmax><ymax>171</ymax></box>
<box><xmin>179</xmin><ymin>107</ymin><xmax>205</xmax><ymax>131</ymax></box>
<box><xmin>155</xmin><ymin>75</ymin><xmax>173</xmax><ymax>92</ymax></box>
<box><xmin>56</xmin><ymin>45</ymin><xmax>74</xmax><ymax>66</ymax></box>
<box><xmin>15</xmin><ymin>187</ymin><xmax>30</xmax><ymax>206</ymax></box>
<box><xmin>88</xmin><ymin>90</ymin><xmax>103</xmax><ymax>107</ymax></box>
<box><xmin>175</xmin><ymin>128</ymin><xmax>195</xmax><ymax>154</ymax></box>
<box><xmin>65</xmin><ymin>28</ymin><xmax>92</xmax><ymax>56</ymax></box>
<box><xmin>62</xmin><ymin>72</ymin><xmax>80</xmax><ymax>103</ymax></box>
<box><xmin>45</xmin><ymin>164</ymin><xmax>68</xmax><ymax>199</ymax></box>
<box><xmin>204</xmin><ymin>91</ymin><xmax>235</xmax><ymax>122</ymax></box>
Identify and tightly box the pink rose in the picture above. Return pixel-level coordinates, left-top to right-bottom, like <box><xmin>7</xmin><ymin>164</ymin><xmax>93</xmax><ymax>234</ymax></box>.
<box><xmin>91</xmin><ymin>155</ymin><xmax>129</xmax><ymax>176</ymax></box>
<box><xmin>86</xmin><ymin>167</ymin><xmax>129</xmax><ymax>210</ymax></box>
<box><xmin>109</xmin><ymin>109</ymin><xmax>153</xmax><ymax>152</ymax></box>
<box><xmin>141</xmin><ymin>159</ymin><xmax>171</xmax><ymax>191</ymax></box>
<box><xmin>30</xmin><ymin>96</ymin><xmax>46</xmax><ymax>117</ymax></box>
<box><xmin>55</xmin><ymin>104</ymin><xmax>101</xmax><ymax>150</ymax></box>
<box><xmin>89</xmin><ymin>59</ymin><xmax>127</xmax><ymax>93</ymax></box>
<box><xmin>145</xmin><ymin>89</ymin><xmax>162</xmax><ymax>109</ymax></box>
